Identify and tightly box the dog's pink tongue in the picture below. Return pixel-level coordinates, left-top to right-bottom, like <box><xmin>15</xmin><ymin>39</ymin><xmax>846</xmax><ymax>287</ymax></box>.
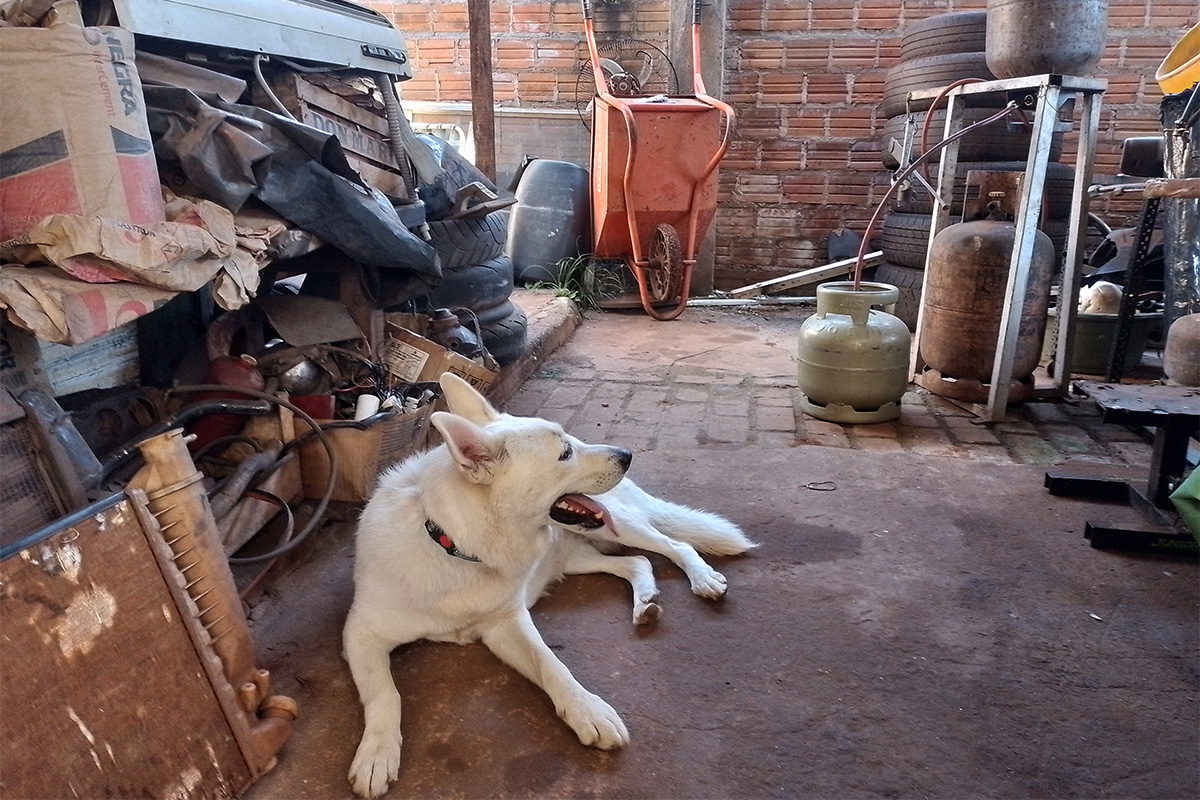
<box><xmin>558</xmin><ymin>493</ymin><xmax>614</xmax><ymax>529</ymax></box>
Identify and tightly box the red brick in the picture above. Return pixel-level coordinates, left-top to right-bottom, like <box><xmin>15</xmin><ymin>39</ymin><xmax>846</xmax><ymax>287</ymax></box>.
<box><xmin>760</xmin><ymin>138</ymin><xmax>806</xmax><ymax>170</ymax></box>
<box><xmin>859</xmin><ymin>0</ymin><xmax>904</xmax><ymax>31</ymax></box>
<box><xmin>741</xmin><ymin>39</ymin><xmax>789</xmax><ymax>70</ymax></box>
<box><xmin>825</xmin><ymin>172</ymin><xmax>876</xmax><ymax>205</ymax></box>
<box><xmin>1101</xmin><ymin>73</ymin><xmax>1146</xmax><ymax>104</ymax></box>
<box><xmin>1107</xmin><ymin>0</ymin><xmax>1150</xmax><ymax>28</ymax></box>
<box><xmin>763</xmin><ymin>0</ymin><xmax>808</xmax><ymax>33</ymax></box>
<box><xmin>492</xmin><ymin>75</ymin><xmax>518</xmax><ymax>102</ymax></box>
<box><xmin>412</xmin><ymin>38</ymin><xmax>458</xmax><ymax>68</ymax></box>
<box><xmin>786</xmin><ymin>38</ymin><xmax>832</xmax><ymax>71</ymax></box>
<box><xmin>828</xmin><ymin>106</ymin><xmax>876</xmax><ymax>138</ymax></box>
<box><xmin>512</xmin><ymin>3</ymin><xmax>554</xmax><ymax>33</ymax></box>
<box><xmin>761</xmin><ymin>73</ymin><xmax>805</xmax><ymax>103</ymax></box>
<box><xmin>810</xmin><ymin>0</ymin><xmax>858</xmax><ymax>31</ymax></box>
<box><xmin>722</xmin><ymin>140</ymin><xmax>760</xmax><ymax>171</ymax></box>
<box><xmin>384</xmin><ymin>8</ymin><xmax>432</xmax><ymax>31</ymax></box>
<box><xmin>496</xmin><ymin>40</ymin><xmax>537</xmax><ymax>69</ymax></box>
<box><xmin>1120</xmin><ymin>34</ymin><xmax>1185</xmax><ymax>68</ymax></box>
<box><xmin>515</xmin><ymin>72</ymin><xmax>558</xmax><ymax>102</ymax></box>
<box><xmin>728</xmin><ymin>0</ymin><xmax>764</xmax><ymax>31</ymax></box>
<box><xmin>829</xmin><ymin>40</ymin><xmax>881</xmax><ymax>71</ymax></box>
<box><xmin>849</xmin><ymin>70</ymin><xmax>885</xmax><ymax>104</ymax></box>
<box><xmin>438</xmin><ymin>71</ymin><xmax>472</xmax><ymax>100</ymax></box>
<box><xmin>784</xmin><ymin>107</ymin><xmax>828</xmax><ymax>137</ymax></box>
<box><xmin>806</xmin><ymin>73</ymin><xmax>850</xmax><ymax>104</ymax></box>
<box><xmin>1145</xmin><ymin>1</ymin><xmax>1198</xmax><ymax>27</ymax></box>
<box><xmin>430</xmin><ymin>4</ymin><xmax>469</xmax><ymax>33</ymax></box>
<box><xmin>782</xmin><ymin>172</ymin><xmax>825</xmax><ymax>204</ymax></box>
<box><xmin>806</xmin><ymin>141</ymin><xmax>851</xmax><ymax>170</ymax></box>
<box><xmin>397</xmin><ymin>75</ymin><xmax>438</xmax><ymax>101</ymax></box>
<box><xmin>733</xmin><ymin>174</ymin><xmax>784</xmax><ymax>203</ymax></box>
<box><xmin>533</xmin><ymin>41</ymin><xmax>582</xmax><ymax>70</ymax></box>
<box><xmin>737</xmin><ymin>107</ymin><xmax>786</xmax><ymax>140</ymax></box>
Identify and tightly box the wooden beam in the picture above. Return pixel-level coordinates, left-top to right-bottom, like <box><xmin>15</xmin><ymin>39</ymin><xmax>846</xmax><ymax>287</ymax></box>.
<box><xmin>467</xmin><ymin>0</ymin><xmax>496</xmax><ymax>180</ymax></box>
<box><xmin>726</xmin><ymin>251</ymin><xmax>884</xmax><ymax>298</ymax></box>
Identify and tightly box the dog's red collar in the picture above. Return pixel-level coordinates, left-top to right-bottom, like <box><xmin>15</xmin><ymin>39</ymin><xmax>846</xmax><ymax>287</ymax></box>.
<box><xmin>425</xmin><ymin>519</ymin><xmax>481</xmax><ymax>563</ymax></box>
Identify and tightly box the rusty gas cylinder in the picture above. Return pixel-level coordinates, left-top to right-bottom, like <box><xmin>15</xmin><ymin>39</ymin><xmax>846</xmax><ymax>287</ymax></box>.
<box><xmin>985</xmin><ymin>0</ymin><xmax>1108</xmax><ymax>79</ymax></box>
<box><xmin>918</xmin><ymin>199</ymin><xmax>1056</xmax><ymax>398</ymax></box>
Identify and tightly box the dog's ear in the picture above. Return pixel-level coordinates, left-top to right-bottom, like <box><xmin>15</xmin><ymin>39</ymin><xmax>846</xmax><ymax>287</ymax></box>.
<box><xmin>439</xmin><ymin>372</ymin><xmax>501</xmax><ymax>425</ymax></box>
<box><xmin>431</xmin><ymin>411</ymin><xmax>505</xmax><ymax>483</ymax></box>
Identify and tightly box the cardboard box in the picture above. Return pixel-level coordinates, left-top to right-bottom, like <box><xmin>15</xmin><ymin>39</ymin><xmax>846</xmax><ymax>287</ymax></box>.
<box><xmin>0</xmin><ymin>319</ymin><xmax>141</xmax><ymax>397</ymax></box>
<box><xmin>0</xmin><ymin>22</ymin><xmax>164</xmax><ymax>241</ymax></box>
<box><xmin>381</xmin><ymin>324</ymin><xmax>497</xmax><ymax>393</ymax></box>
<box><xmin>293</xmin><ymin>406</ymin><xmax>433</xmax><ymax>503</ymax></box>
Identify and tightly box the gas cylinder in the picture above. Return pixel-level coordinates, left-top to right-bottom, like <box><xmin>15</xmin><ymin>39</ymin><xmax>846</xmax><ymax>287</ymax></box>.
<box><xmin>797</xmin><ymin>281</ymin><xmax>912</xmax><ymax>423</ymax></box>
<box><xmin>185</xmin><ymin>354</ymin><xmax>266</xmax><ymax>451</ymax></box>
<box><xmin>985</xmin><ymin>0</ymin><xmax>1108</xmax><ymax>79</ymax></box>
<box><xmin>918</xmin><ymin>200</ymin><xmax>1055</xmax><ymax>402</ymax></box>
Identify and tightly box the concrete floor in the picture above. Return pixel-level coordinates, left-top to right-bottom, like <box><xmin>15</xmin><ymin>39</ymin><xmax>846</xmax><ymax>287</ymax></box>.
<box><xmin>243</xmin><ymin>290</ymin><xmax>1198</xmax><ymax>800</ymax></box>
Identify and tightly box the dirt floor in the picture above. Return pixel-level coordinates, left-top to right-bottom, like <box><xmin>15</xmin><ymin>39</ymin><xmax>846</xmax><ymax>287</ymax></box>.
<box><xmin>243</xmin><ymin>295</ymin><xmax>1198</xmax><ymax>800</ymax></box>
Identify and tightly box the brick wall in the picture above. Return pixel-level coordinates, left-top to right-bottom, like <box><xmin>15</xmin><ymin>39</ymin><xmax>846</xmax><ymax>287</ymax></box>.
<box><xmin>371</xmin><ymin>0</ymin><xmax>1197</xmax><ymax>290</ymax></box>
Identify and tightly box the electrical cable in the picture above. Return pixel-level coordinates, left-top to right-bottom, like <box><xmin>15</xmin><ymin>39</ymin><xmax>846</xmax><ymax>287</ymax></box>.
<box><xmin>170</xmin><ymin>384</ymin><xmax>339</xmax><ymax>564</ymax></box>
<box><xmin>253</xmin><ymin>54</ymin><xmax>298</xmax><ymax>120</ymax></box>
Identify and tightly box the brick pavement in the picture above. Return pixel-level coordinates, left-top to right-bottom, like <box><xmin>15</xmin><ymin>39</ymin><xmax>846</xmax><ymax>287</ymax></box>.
<box><xmin>504</xmin><ymin>289</ymin><xmax>1154</xmax><ymax>473</ymax></box>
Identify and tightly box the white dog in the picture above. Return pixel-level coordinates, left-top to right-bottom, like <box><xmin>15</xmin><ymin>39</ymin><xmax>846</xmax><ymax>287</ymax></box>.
<box><xmin>343</xmin><ymin>373</ymin><xmax>754</xmax><ymax>797</ymax></box>
<box><xmin>1078</xmin><ymin>280</ymin><xmax>1123</xmax><ymax>314</ymax></box>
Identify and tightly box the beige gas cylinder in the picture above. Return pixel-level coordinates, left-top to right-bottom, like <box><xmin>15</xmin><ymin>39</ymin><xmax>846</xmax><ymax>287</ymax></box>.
<box><xmin>797</xmin><ymin>281</ymin><xmax>912</xmax><ymax>423</ymax></box>
<box><xmin>917</xmin><ymin>203</ymin><xmax>1056</xmax><ymax>403</ymax></box>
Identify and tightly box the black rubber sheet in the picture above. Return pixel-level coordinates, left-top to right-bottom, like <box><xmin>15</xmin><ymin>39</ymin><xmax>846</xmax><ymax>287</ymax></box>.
<box><xmin>144</xmin><ymin>86</ymin><xmax>439</xmax><ymax>307</ymax></box>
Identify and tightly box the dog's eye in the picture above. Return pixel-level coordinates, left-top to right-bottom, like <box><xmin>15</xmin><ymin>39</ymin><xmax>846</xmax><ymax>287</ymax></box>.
<box><xmin>558</xmin><ymin>443</ymin><xmax>573</xmax><ymax>461</ymax></box>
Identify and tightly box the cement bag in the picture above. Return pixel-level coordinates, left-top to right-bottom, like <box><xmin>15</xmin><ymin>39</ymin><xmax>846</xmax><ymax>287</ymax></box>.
<box><xmin>0</xmin><ymin>22</ymin><xmax>164</xmax><ymax>240</ymax></box>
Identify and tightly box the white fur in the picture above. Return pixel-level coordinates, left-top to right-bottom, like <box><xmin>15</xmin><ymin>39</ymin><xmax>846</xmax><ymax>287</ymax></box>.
<box><xmin>1078</xmin><ymin>280</ymin><xmax>1123</xmax><ymax>314</ymax></box>
<box><xmin>343</xmin><ymin>373</ymin><xmax>754</xmax><ymax>798</ymax></box>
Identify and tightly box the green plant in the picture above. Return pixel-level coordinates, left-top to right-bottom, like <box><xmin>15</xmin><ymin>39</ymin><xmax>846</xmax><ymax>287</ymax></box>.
<box><xmin>528</xmin><ymin>254</ymin><xmax>625</xmax><ymax>311</ymax></box>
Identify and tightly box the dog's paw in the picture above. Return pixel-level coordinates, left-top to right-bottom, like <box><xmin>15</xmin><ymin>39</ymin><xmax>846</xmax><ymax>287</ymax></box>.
<box><xmin>633</xmin><ymin>597</ymin><xmax>662</xmax><ymax>625</ymax></box>
<box><xmin>348</xmin><ymin>731</ymin><xmax>402</xmax><ymax>798</ymax></box>
<box><xmin>689</xmin><ymin>567</ymin><xmax>728</xmax><ymax>600</ymax></box>
<box><xmin>562</xmin><ymin>692</ymin><xmax>629</xmax><ymax>750</ymax></box>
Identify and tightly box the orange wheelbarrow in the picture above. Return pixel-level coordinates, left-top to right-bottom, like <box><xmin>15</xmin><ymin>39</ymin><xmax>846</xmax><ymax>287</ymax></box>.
<box><xmin>583</xmin><ymin>0</ymin><xmax>735</xmax><ymax>320</ymax></box>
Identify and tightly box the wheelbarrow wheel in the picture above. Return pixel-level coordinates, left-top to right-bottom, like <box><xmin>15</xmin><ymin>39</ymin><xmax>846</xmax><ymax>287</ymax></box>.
<box><xmin>646</xmin><ymin>223</ymin><xmax>683</xmax><ymax>302</ymax></box>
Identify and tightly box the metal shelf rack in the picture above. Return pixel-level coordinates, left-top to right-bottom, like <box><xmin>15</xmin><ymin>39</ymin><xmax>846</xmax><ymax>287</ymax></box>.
<box><xmin>907</xmin><ymin>74</ymin><xmax>1108</xmax><ymax>422</ymax></box>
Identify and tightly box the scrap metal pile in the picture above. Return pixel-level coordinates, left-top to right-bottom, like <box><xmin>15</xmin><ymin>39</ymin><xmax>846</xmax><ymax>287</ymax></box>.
<box><xmin>0</xmin><ymin>0</ymin><xmax>518</xmax><ymax>561</ymax></box>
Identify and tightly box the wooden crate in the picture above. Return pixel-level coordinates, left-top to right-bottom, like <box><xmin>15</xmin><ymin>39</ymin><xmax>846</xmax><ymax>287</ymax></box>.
<box><xmin>258</xmin><ymin>73</ymin><xmax>409</xmax><ymax>200</ymax></box>
<box><xmin>292</xmin><ymin>405</ymin><xmax>433</xmax><ymax>503</ymax></box>
<box><xmin>0</xmin><ymin>492</ymin><xmax>260</xmax><ymax>798</ymax></box>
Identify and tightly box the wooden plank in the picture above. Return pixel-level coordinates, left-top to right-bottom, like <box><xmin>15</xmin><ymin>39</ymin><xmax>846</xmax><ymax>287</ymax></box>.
<box><xmin>467</xmin><ymin>0</ymin><xmax>496</xmax><ymax>180</ymax></box>
<box><xmin>726</xmin><ymin>251</ymin><xmax>884</xmax><ymax>298</ymax></box>
<box><xmin>347</xmin><ymin>153</ymin><xmax>409</xmax><ymax>200</ymax></box>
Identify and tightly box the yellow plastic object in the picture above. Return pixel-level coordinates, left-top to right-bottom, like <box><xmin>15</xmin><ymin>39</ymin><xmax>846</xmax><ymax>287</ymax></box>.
<box><xmin>1156</xmin><ymin>21</ymin><xmax>1200</xmax><ymax>95</ymax></box>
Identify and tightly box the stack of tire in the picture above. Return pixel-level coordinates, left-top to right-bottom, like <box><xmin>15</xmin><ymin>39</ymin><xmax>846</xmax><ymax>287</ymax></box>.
<box><xmin>418</xmin><ymin>135</ymin><xmax>527</xmax><ymax>366</ymax></box>
<box><xmin>876</xmin><ymin>10</ymin><xmax>1072</xmax><ymax>330</ymax></box>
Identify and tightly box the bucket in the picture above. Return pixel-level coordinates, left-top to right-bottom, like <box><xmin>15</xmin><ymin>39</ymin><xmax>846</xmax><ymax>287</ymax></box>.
<box><xmin>1044</xmin><ymin>308</ymin><xmax>1163</xmax><ymax>374</ymax></box>
<box><xmin>1156</xmin><ymin>22</ymin><xmax>1200</xmax><ymax>96</ymax></box>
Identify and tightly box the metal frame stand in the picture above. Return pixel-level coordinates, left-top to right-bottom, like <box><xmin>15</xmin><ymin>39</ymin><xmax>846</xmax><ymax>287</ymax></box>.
<box><xmin>1045</xmin><ymin>380</ymin><xmax>1199</xmax><ymax>555</ymax></box>
<box><xmin>908</xmin><ymin>74</ymin><xmax>1108</xmax><ymax>422</ymax></box>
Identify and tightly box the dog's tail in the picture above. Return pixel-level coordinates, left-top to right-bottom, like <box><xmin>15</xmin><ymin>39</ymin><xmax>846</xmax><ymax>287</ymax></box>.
<box><xmin>649</xmin><ymin>499</ymin><xmax>758</xmax><ymax>555</ymax></box>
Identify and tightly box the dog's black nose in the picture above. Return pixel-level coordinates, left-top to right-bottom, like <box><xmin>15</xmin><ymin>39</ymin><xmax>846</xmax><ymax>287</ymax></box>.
<box><xmin>616</xmin><ymin>448</ymin><xmax>633</xmax><ymax>470</ymax></box>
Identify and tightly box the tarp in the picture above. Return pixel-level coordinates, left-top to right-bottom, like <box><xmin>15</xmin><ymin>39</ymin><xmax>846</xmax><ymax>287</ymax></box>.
<box><xmin>144</xmin><ymin>86</ymin><xmax>440</xmax><ymax>307</ymax></box>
